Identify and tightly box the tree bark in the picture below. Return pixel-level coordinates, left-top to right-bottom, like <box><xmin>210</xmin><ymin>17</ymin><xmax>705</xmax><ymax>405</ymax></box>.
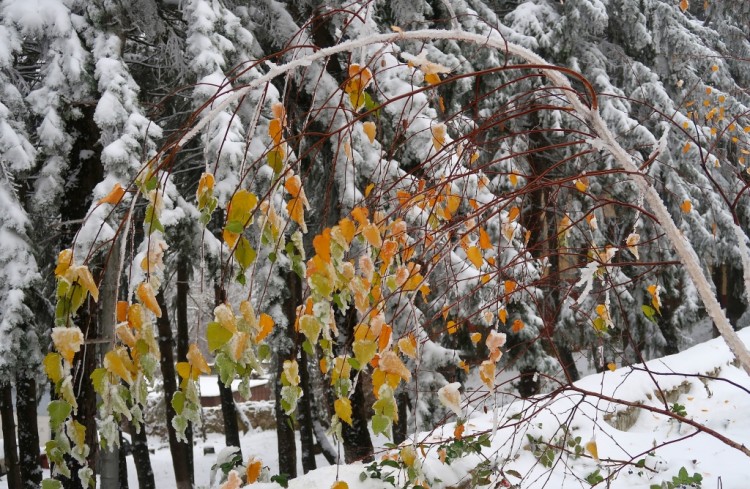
<box><xmin>129</xmin><ymin>424</ymin><xmax>154</xmax><ymax>489</ymax></box>
<box><xmin>340</xmin><ymin>308</ymin><xmax>373</xmax><ymax>464</ymax></box>
<box><xmin>275</xmin><ymin>270</ymin><xmax>299</xmax><ymax>479</ymax></box>
<box><xmin>176</xmin><ymin>258</ymin><xmax>194</xmax><ymax>479</ymax></box>
<box><xmin>1</xmin><ymin>382</ymin><xmax>22</xmax><ymax>489</ymax></box>
<box><xmin>392</xmin><ymin>391</ymin><xmax>409</xmax><ymax>445</ymax></box>
<box><xmin>297</xmin><ymin>347</ymin><xmax>316</xmax><ymax>473</ymax></box>
<box><xmin>118</xmin><ymin>430</ymin><xmax>129</xmax><ymax>489</ymax></box>
<box><xmin>155</xmin><ymin>291</ymin><xmax>193</xmax><ymax>489</ymax></box>
<box><xmin>15</xmin><ymin>374</ymin><xmax>41</xmax><ymax>488</ymax></box>
<box><xmin>215</xmin><ymin>285</ymin><xmax>242</xmax><ymax>453</ymax></box>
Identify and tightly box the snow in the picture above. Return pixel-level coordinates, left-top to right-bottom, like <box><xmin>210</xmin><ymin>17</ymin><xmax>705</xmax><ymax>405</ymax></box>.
<box><xmin>198</xmin><ymin>376</ymin><xmax>269</xmax><ymax>398</ymax></box>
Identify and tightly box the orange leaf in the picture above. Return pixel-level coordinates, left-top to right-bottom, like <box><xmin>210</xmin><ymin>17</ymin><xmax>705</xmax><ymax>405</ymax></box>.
<box><xmin>498</xmin><ymin>308</ymin><xmax>507</xmax><ymax>324</ymax></box>
<box><xmin>479</xmin><ymin>228</ymin><xmax>492</xmax><ymax>250</ymax></box>
<box><xmin>338</xmin><ymin>218</ymin><xmax>356</xmax><ymax>245</ymax></box>
<box><xmin>379</xmin><ymin>351</ymin><xmax>411</xmax><ymax>381</ymax></box>
<box><xmin>246</xmin><ymin>458</ymin><xmax>262</xmax><ymax>484</ymax></box>
<box><xmin>379</xmin><ymin>324</ymin><xmax>393</xmax><ymax>352</ymax></box>
<box><xmin>137</xmin><ymin>282</ymin><xmax>162</xmax><ymax>317</ymax></box>
<box><xmin>128</xmin><ymin>303</ymin><xmax>145</xmax><ymax>330</ymax></box>
<box><xmin>504</xmin><ymin>280</ymin><xmax>517</xmax><ymax>295</ymax></box>
<box><xmin>512</xmin><ymin>319</ymin><xmax>524</xmax><ymax>332</ymax></box>
<box><xmin>287</xmin><ymin>196</ymin><xmax>306</xmax><ymax>229</ymax></box>
<box><xmin>256</xmin><ymin>313</ymin><xmax>274</xmax><ymax>342</ymax></box>
<box><xmin>679</xmin><ymin>0</ymin><xmax>689</xmax><ymax>12</ymax></box>
<box><xmin>116</xmin><ymin>301</ymin><xmax>128</xmax><ymax>323</ymax></box>
<box><xmin>508</xmin><ymin>206</ymin><xmax>520</xmax><ymax>222</ymax></box>
<box><xmin>424</xmin><ymin>73</ymin><xmax>441</xmax><ymax>85</ymax></box>
<box><xmin>467</xmin><ymin>246</ymin><xmax>483</xmax><ymax>268</ymax></box>
<box><xmin>351</xmin><ymin>207</ymin><xmax>369</xmax><ymax>226</ymax></box>
<box><xmin>98</xmin><ymin>183</ymin><xmax>126</xmax><ymax>205</ymax></box>
<box><xmin>313</xmin><ymin>229</ymin><xmax>332</xmax><ymax>263</ymax></box>
<box><xmin>269</xmin><ymin>118</ymin><xmax>283</xmax><ymax>145</ymax></box>
<box><xmin>681</xmin><ymin>200</ymin><xmax>692</xmax><ymax>213</ymax></box>
<box><xmin>446</xmin><ymin>320</ymin><xmax>458</xmax><ymax>334</ymax></box>
<box><xmin>331</xmin><ymin>482</ymin><xmax>349</xmax><ymax>489</ymax></box>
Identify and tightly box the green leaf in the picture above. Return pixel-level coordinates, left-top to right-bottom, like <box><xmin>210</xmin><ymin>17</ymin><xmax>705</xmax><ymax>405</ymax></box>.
<box><xmin>145</xmin><ymin>176</ymin><xmax>158</xmax><ymax>191</ymax></box>
<box><xmin>172</xmin><ymin>391</ymin><xmax>186</xmax><ymax>415</ymax></box>
<box><xmin>207</xmin><ymin>321</ymin><xmax>233</xmax><ymax>352</ymax></box>
<box><xmin>505</xmin><ymin>469</ymin><xmax>522</xmax><ymax>479</ymax></box>
<box><xmin>267</xmin><ymin>150</ymin><xmax>284</xmax><ymax>174</ymax></box>
<box><xmin>225</xmin><ymin>220</ymin><xmax>245</xmax><ymax>234</ymax></box>
<box><xmin>258</xmin><ymin>344</ymin><xmax>271</xmax><ymax>361</ymax></box>
<box><xmin>91</xmin><ymin>368</ymin><xmax>108</xmax><ymax>396</ymax></box>
<box><xmin>42</xmin><ymin>479</ymin><xmax>63</xmax><ymax>489</ymax></box>
<box><xmin>48</xmin><ymin>400</ymin><xmax>71</xmax><ymax>430</ymax></box>
<box><xmin>371</xmin><ymin>414</ymin><xmax>391</xmax><ymax>436</ymax></box>
<box><xmin>642</xmin><ymin>305</ymin><xmax>656</xmax><ymax>322</ymax></box>
<box><xmin>235</xmin><ymin>236</ymin><xmax>256</xmax><ymax>270</ymax></box>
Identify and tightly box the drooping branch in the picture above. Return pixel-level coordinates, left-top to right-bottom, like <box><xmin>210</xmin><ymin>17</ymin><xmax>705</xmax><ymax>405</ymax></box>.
<box><xmin>168</xmin><ymin>27</ymin><xmax>750</xmax><ymax>375</ymax></box>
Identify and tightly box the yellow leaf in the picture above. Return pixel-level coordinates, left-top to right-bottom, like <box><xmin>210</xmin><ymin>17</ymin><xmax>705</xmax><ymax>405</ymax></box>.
<box><xmin>398</xmin><ymin>334</ymin><xmax>417</xmax><ymax>359</ymax></box>
<box><xmin>331</xmin><ymin>481</ymin><xmax>349</xmax><ymax>489</ymax></box>
<box><xmin>246</xmin><ymin>458</ymin><xmax>262</xmax><ymax>484</ymax></box>
<box><xmin>607</xmin><ymin>362</ymin><xmax>617</xmax><ymax>372</ymax></box>
<box><xmin>362</xmin><ymin>121</ymin><xmax>376</xmax><ymax>144</ymax></box>
<box><xmin>362</xmin><ymin>223</ymin><xmax>382</xmax><ymax>248</ymax></box>
<box><xmin>574</xmin><ymin>176</ymin><xmax>588</xmax><ymax>192</ymax></box>
<box><xmin>446</xmin><ymin>320</ymin><xmax>458</xmax><ymax>334</ymax></box>
<box><xmin>470</xmin><ymin>332</ymin><xmax>482</xmax><ymax>344</ymax></box>
<box><xmin>479</xmin><ymin>360</ymin><xmax>495</xmax><ymax>389</ymax></box>
<box><xmin>227</xmin><ymin>190</ymin><xmax>258</xmax><ymax>224</ymax></box>
<box><xmin>176</xmin><ymin>361</ymin><xmax>194</xmax><ymax>380</ymax></box>
<box><xmin>44</xmin><ymin>353</ymin><xmax>64</xmax><ymax>383</ymax></box>
<box><xmin>256</xmin><ymin>313</ymin><xmax>274</xmax><ymax>342</ymax></box>
<box><xmin>51</xmin><ymin>327</ymin><xmax>84</xmax><ymax>364</ymax></box>
<box><xmin>379</xmin><ymin>351</ymin><xmax>411</xmax><ymax>381</ymax></box>
<box><xmin>400</xmin><ymin>445</ymin><xmax>417</xmax><ymax>467</ymax></box>
<box><xmin>585</xmin><ymin>439</ymin><xmax>599</xmax><ymax>462</ymax></box>
<box><xmin>98</xmin><ymin>183</ymin><xmax>126</xmax><ymax>205</ymax></box>
<box><xmin>72</xmin><ymin>265</ymin><xmax>99</xmax><ymax>302</ymax></box>
<box><xmin>647</xmin><ymin>284</ymin><xmax>661</xmax><ymax>313</ymax></box>
<box><xmin>196</xmin><ymin>173</ymin><xmax>215</xmax><ymax>202</ymax></box>
<box><xmin>187</xmin><ymin>344</ymin><xmax>211</xmax><ymax>376</ymax></box>
<box><xmin>137</xmin><ymin>282</ymin><xmax>162</xmax><ymax>317</ymax></box>
<box><xmin>128</xmin><ymin>303</ymin><xmax>145</xmax><ymax>330</ymax></box>
<box><xmin>272</xmin><ymin>102</ymin><xmax>286</xmax><ymax>122</ymax></box>
<box><xmin>55</xmin><ymin>249</ymin><xmax>74</xmax><ymax>278</ymax></box>
<box><xmin>681</xmin><ymin>200</ymin><xmax>692</xmax><ymax>213</ymax></box>
<box><xmin>509</xmin><ymin>173</ymin><xmax>518</xmax><ymax>186</ymax></box>
<box><xmin>335</xmin><ymin>397</ymin><xmax>353</xmax><ymax>425</ymax></box>
<box><xmin>116</xmin><ymin>323</ymin><xmax>137</xmax><ymax>348</ymax></box>
<box><xmin>337</xmin><ymin>218</ymin><xmax>356</xmax><ymax>245</ymax></box>
<box><xmin>467</xmin><ymin>246</ymin><xmax>483</xmax><ymax>268</ymax></box>
<box><xmin>431</xmin><ymin>123</ymin><xmax>446</xmax><ymax>151</ymax></box>
<box><xmin>445</xmin><ymin>193</ymin><xmax>460</xmax><ymax>215</ymax></box>
<box><xmin>105</xmin><ymin>349</ymin><xmax>134</xmax><ymax>384</ymax></box>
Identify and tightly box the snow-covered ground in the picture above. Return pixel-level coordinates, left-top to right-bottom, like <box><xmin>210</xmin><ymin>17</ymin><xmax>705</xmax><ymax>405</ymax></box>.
<box><xmin>2</xmin><ymin>329</ymin><xmax>749</xmax><ymax>488</ymax></box>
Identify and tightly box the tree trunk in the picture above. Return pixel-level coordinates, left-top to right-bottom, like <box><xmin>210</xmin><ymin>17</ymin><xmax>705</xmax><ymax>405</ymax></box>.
<box><xmin>118</xmin><ymin>430</ymin><xmax>129</xmax><ymax>489</ymax></box>
<box><xmin>176</xmin><ymin>258</ymin><xmax>194</xmax><ymax>479</ymax></box>
<box><xmin>340</xmin><ymin>308</ymin><xmax>373</xmax><ymax>464</ymax></box>
<box><xmin>214</xmin><ymin>285</ymin><xmax>242</xmax><ymax>453</ymax></box>
<box><xmin>155</xmin><ymin>291</ymin><xmax>193</xmax><ymax>489</ymax></box>
<box><xmin>297</xmin><ymin>347</ymin><xmax>316</xmax><ymax>473</ymax></box>
<box><xmin>129</xmin><ymin>424</ymin><xmax>154</xmax><ymax>489</ymax></box>
<box><xmin>392</xmin><ymin>391</ymin><xmax>409</xmax><ymax>445</ymax></box>
<box><xmin>1</xmin><ymin>382</ymin><xmax>22</xmax><ymax>489</ymax></box>
<box><xmin>15</xmin><ymin>374</ymin><xmax>41</xmax><ymax>488</ymax></box>
<box><xmin>275</xmin><ymin>270</ymin><xmax>299</xmax><ymax>479</ymax></box>
<box><xmin>218</xmin><ymin>380</ymin><xmax>241</xmax><ymax>450</ymax></box>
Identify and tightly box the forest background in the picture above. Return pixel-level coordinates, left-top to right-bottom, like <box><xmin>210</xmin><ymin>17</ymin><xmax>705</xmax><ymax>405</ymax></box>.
<box><xmin>1</xmin><ymin>0</ymin><xmax>749</xmax><ymax>488</ymax></box>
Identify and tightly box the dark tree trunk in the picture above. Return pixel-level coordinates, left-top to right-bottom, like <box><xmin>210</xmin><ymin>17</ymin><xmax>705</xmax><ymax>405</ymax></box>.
<box><xmin>175</xmin><ymin>258</ymin><xmax>194</xmax><ymax>476</ymax></box>
<box><xmin>275</xmin><ymin>270</ymin><xmax>300</xmax><ymax>479</ymax></box>
<box><xmin>297</xmin><ymin>347</ymin><xmax>316</xmax><ymax>473</ymax></box>
<box><xmin>118</xmin><ymin>431</ymin><xmax>129</xmax><ymax>489</ymax></box>
<box><xmin>16</xmin><ymin>374</ymin><xmax>41</xmax><ymax>488</ymax></box>
<box><xmin>218</xmin><ymin>380</ymin><xmax>241</xmax><ymax>450</ymax></box>
<box><xmin>340</xmin><ymin>308</ymin><xmax>373</xmax><ymax>464</ymax></box>
<box><xmin>392</xmin><ymin>391</ymin><xmax>410</xmax><ymax>445</ymax></box>
<box><xmin>155</xmin><ymin>291</ymin><xmax>193</xmax><ymax>489</ymax></box>
<box><xmin>129</xmin><ymin>424</ymin><xmax>154</xmax><ymax>489</ymax></box>
<box><xmin>214</xmin><ymin>285</ymin><xmax>242</xmax><ymax>453</ymax></box>
<box><xmin>1</xmin><ymin>382</ymin><xmax>22</xmax><ymax>489</ymax></box>
<box><xmin>60</xmin><ymin>307</ymin><xmax>99</xmax><ymax>489</ymax></box>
